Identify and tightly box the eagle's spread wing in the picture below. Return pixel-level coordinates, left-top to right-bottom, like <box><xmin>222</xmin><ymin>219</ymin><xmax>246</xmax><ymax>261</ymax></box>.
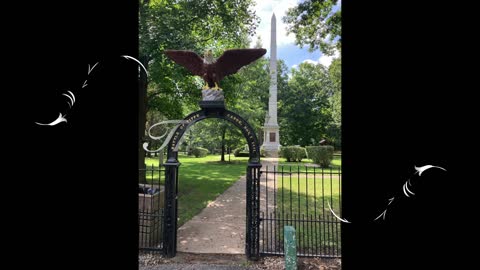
<box><xmin>215</xmin><ymin>49</ymin><xmax>267</xmax><ymax>80</ymax></box>
<box><xmin>164</xmin><ymin>50</ymin><xmax>204</xmax><ymax>76</ymax></box>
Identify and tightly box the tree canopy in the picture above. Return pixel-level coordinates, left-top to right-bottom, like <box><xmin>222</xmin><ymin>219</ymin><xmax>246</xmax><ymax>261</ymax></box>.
<box><xmin>279</xmin><ymin>61</ymin><xmax>338</xmax><ymax>147</ymax></box>
<box><xmin>283</xmin><ymin>0</ymin><xmax>341</xmax><ymax>55</ymax></box>
<box><xmin>138</xmin><ymin>0</ymin><xmax>260</xmax><ymax>167</ymax></box>
<box><xmin>139</xmin><ymin>0</ymin><xmax>342</xmax><ymax>165</ymax></box>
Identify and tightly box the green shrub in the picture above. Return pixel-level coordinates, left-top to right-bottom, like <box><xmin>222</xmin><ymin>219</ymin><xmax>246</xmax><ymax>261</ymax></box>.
<box><xmin>281</xmin><ymin>146</ymin><xmax>307</xmax><ymax>162</ymax></box>
<box><xmin>260</xmin><ymin>147</ymin><xmax>266</xmax><ymax>157</ymax></box>
<box><xmin>306</xmin><ymin>146</ymin><xmax>334</xmax><ymax>167</ymax></box>
<box><xmin>233</xmin><ymin>147</ymin><xmax>249</xmax><ymax>157</ymax></box>
<box><xmin>233</xmin><ymin>147</ymin><xmax>242</xmax><ymax>157</ymax></box>
<box><xmin>192</xmin><ymin>147</ymin><xmax>209</xmax><ymax>158</ymax></box>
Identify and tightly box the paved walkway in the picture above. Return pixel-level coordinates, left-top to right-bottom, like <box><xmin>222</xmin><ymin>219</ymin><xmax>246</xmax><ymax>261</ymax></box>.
<box><xmin>177</xmin><ymin>158</ymin><xmax>279</xmax><ymax>254</ymax></box>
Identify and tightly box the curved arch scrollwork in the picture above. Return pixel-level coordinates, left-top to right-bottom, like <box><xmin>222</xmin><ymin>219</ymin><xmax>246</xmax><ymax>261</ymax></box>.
<box><xmin>165</xmin><ymin>109</ymin><xmax>260</xmax><ymax>164</ymax></box>
<box><xmin>160</xmin><ymin>106</ymin><xmax>262</xmax><ymax>259</ymax></box>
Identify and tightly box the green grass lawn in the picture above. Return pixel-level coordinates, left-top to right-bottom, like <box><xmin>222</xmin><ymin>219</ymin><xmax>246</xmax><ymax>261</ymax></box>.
<box><xmin>145</xmin><ymin>154</ymin><xmax>249</xmax><ymax>227</ymax></box>
<box><xmin>142</xmin><ymin>151</ymin><xmax>342</xmax><ymax>251</ymax></box>
<box><xmin>271</xmin><ymin>161</ymin><xmax>342</xmax><ymax>254</ymax></box>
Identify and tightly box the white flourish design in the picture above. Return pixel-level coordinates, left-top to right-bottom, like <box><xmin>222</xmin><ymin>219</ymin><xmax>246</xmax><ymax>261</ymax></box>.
<box><xmin>35</xmin><ymin>60</ymin><xmax>100</xmax><ymax>126</ymax></box>
<box><xmin>328</xmin><ymin>201</ymin><xmax>351</xmax><ymax>223</ymax></box>
<box><xmin>329</xmin><ymin>164</ymin><xmax>447</xmax><ymax>223</ymax></box>
<box><xmin>35</xmin><ymin>113</ymin><xmax>67</xmax><ymax>126</ymax></box>
<box><xmin>121</xmin><ymin>55</ymin><xmax>149</xmax><ymax>76</ymax></box>
<box><xmin>143</xmin><ymin>120</ymin><xmax>188</xmax><ymax>153</ymax></box>
<box><xmin>36</xmin><ymin>55</ymin><xmax>147</xmax><ymax>127</ymax></box>
<box><xmin>414</xmin><ymin>165</ymin><xmax>446</xmax><ymax>176</ymax></box>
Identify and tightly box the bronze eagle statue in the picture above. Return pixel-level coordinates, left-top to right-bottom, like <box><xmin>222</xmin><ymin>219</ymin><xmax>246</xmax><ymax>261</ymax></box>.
<box><xmin>164</xmin><ymin>48</ymin><xmax>267</xmax><ymax>90</ymax></box>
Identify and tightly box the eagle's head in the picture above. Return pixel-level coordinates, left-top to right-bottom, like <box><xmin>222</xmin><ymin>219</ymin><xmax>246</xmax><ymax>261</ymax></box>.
<box><xmin>203</xmin><ymin>49</ymin><xmax>215</xmax><ymax>64</ymax></box>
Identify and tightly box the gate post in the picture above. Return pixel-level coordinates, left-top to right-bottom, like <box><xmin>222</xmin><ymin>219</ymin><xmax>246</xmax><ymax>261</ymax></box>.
<box><xmin>246</xmin><ymin>161</ymin><xmax>262</xmax><ymax>260</ymax></box>
<box><xmin>163</xmin><ymin>155</ymin><xmax>180</xmax><ymax>257</ymax></box>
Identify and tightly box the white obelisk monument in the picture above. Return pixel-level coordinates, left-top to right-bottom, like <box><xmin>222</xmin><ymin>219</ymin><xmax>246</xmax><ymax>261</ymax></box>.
<box><xmin>262</xmin><ymin>13</ymin><xmax>280</xmax><ymax>157</ymax></box>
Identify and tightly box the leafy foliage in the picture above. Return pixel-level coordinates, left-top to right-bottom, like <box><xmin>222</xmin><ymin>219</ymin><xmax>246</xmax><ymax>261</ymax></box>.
<box><xmin>327</xmin><ymin>57</ymin><xmax>341</xmax><ymax>148</ymax></box>
<box><xmin>191</xmin><ymin>147</ymin><xmax>209</xmax><ymax>158</ymax></box>
<box><xmin>283</xmin><ymin>0</ymin><xmax>341</xmax><ymax>54</ymax></box>
<box><xmin>280</xmin><ymin>146</ymin><xmax>307</xmax><ymax>162</ymax></box>
<box><xmin>139</xmin><ymin>0</ymin><xmax>342</xmax><ymax>164</ymax></box>
<box><xmin>139</xmin><ymin>0</ymin><xmax>260</xmax><ymax>166</ymax></box>
<box><xmin>279</xmin><ymin>62</ymin><xmax>334</xmax><ymax>146</ymax></box>
<box><xmin>306</xmin><ymin>146</ymin><xmax>334</xmax><ymax>167</ymax></box>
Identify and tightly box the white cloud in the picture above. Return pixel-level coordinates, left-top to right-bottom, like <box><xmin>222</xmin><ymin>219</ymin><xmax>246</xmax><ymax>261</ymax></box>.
<box><xmin>251</xmin><ymin>0</ymin><xmax>299</xmax><ymax>50</ymax></box>
<box><xmin>291</xmin><ymin>64</ymin><xmax>298</xmax><ymax>69</ymax></box>
<box><xmin>302</xmin><ymin>59</ymin><xmax>318</xmax><ymax>65</ymax></box>
<box><xmin>318</xmin><ymin>50</ymin><xmax>340</xmax><ymax>67</ymax></box>
<box><xmin>298</xmin><ymin>50</ymin><xmax>340</xmax><ymax>68</ymax></box>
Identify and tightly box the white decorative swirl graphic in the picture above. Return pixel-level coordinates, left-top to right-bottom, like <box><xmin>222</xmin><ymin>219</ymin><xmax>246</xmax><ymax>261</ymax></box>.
<box><xmin>35</xmin><ymin>60</ymin><xmax>101</xmax><ymax>126</ymax></box>
<box><xmin>88</xmin><ymin>62</ymin><xmax>99</xmax><ymax>75</ymax></box>
<box><xmin>402</xmin><ymin>181</ymin><xmax>415</xmax><ymax>198</ymax></box>
<box><xmin>373</xmin><ymin>209</ymin><xmax>388</xmax><ymax>221</ymax></box>
<box><xmin>35</xmin><ymin>55</ymin><xmax>147</xmax><ymax>127</ymax></box>
<box><xmin>371</xmin><ymin>164</ymin><xmax>447</xmax><ymax>222</ymax></box>
<box><xmin>328</xmin><ymin>201</ymin><xmax>350</xmax><ymax>223</ymax></box>
<box><xmin>414</xmin><ymin>165</ymin><xmax>446</xmax><ymax>176</ymax></box>
<box><xmin>35</xmin><ymin>113</ymin><xmax>67</xmax><ymax>126</ymax></box>
<box><xmin>373</xmin><ymin>197</ymin><xmax>395</xmax><ymax>221</ymax></box>
<box><xmin>328</xmin><ymin>165</ymin><xmax>447</xmax><ymax>224</ymax></box>
<box><xmin>121</xmin><ymin>55</ymin><xmax>149</xmax><ymax>77</ymax></box>
<box><xmin>62</xmin><ymin>90</ymin><xmax>75</xmax><ymax>108</ymax></box>
<box><xmin>143</xmin><ymin>120</ymin><xmax>188</xmax><ymax>153</ymax></box>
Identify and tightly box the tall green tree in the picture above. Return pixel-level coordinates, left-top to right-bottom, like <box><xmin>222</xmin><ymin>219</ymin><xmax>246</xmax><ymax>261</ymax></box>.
<box><xmin>279</xmin><ymin>62</ymin><xmax>334</xmax><ymax>146</ymax></box>
<box><xmin>283</xmin><ymin>0</ymin><xmax>341</xmax><ymax>55</ymax></box>
<box><xmin>327</xmin><ymin>57</ymin><xmax>341</xmax><ymax>148</ymax></box>
<box><xmin>283</xmin><ymin>0</ymin><xmax>342</xmax><ymax>149</ymax></box>
<box><xmin>139</xmin><ymin>0</ymin><xmax>259</xmax><ymax>174</ymax></box>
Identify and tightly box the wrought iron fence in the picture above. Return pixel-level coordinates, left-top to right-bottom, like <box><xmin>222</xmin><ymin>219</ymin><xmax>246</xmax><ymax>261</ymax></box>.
<box><xmin>139</xmin><ymin>165</ymin><xmax>165</xmax><ymax>252</ymax></box>
<box><xmin>259</xmin><ymin>165</ymin><xmax>342</xmax><ymax>257</ymax></box>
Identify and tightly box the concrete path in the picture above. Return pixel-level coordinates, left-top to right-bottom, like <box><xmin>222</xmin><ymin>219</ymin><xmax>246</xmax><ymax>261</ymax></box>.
<box><xmin>177</xmin><ymin>174</ymin><xmax>248</xmax><ymax>254</ymax></box>
<box><xmin>177</xmin><ymin>158</ymin><xmax>279</xmax><ymax>254</ymax></box>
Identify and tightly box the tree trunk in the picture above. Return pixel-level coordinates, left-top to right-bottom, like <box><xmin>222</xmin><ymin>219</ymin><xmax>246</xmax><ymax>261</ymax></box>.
<box><xmin>159</xmin><ymin>149</ymin><xmax>164</xmax><ymax>167</ymax></box>
<box><xmin>138</xmin><ymin>54</ymin><xmax>149</xmax><ymax>184</ymax></box>
<box><xmin>186</xmin><ymin>129</ymin><xmax>193</xmax><ymax>155</ymax></box>
<box><xmin>138</xmin><ymin>0</ymin><xmax>151</xmax><ymax>184</ymax></box>
<box><xmin>220</xmin><ymin>125</ymin><xmax>226</xmax><ymax>162</ymax></box>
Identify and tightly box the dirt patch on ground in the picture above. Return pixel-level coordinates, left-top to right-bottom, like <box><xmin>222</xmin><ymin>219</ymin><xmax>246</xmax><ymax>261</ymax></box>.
<box><xmin>256</xmin><ymin>256</ymin><xmax>341</xmax><ymax>270</ymax></box>
<box><xmin>139</xmin><ymin>252</ymin><xmax>341</xmax><ymax>269</ymax></box>
<box><xmin>140</xmin><ymin>252</ymin><xmax>250</xmax><ymax>267</ymax></box>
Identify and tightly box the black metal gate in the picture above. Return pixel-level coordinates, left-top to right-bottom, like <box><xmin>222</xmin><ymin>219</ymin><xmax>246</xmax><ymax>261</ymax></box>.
<box><xmin>161</xmin><ymin>102</ymin><xmax>262</xmax><ymax>260</ymax></box>
<box><xmin>139</xmin><ymin>165</ymin><xmax>165</xmax><ymax>252</ymax></box>
<box><xmin>259</xmin><ymin>165</ymin><xmax>342</xmax><ymax>257</ymax></box>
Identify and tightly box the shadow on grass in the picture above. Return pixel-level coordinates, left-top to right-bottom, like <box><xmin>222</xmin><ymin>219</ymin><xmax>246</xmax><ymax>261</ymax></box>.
<box><xmin>260</xmin><ymin>167</ymin><xmax>342</xmax><ymax>256</ymax></box>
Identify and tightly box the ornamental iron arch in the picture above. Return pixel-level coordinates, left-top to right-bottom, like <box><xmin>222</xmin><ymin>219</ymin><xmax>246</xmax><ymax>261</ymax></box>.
<box><xmin>162</xmin><ymin>102</ymin><xmax>262</xmax><ymax>260</ymax></box>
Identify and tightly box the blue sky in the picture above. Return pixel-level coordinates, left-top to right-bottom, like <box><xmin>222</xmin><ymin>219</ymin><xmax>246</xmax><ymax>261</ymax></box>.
<box><xmin>278</xmin><ymin>44</ymin><xmax>320</xmax><ymax>69</ymax></box>
<box><xmin>250</xmin><ymin>0</ymin><xmax>341</xmax><ymax>70</ymax></box>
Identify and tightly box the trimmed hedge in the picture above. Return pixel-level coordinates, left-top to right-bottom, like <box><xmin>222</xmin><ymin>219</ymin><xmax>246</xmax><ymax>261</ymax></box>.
<box><xmin>306</xmin><ymin>146</ymin><xmax>334</xmax><ymax>168</ymax></box>
<box><xmin>233</xmin><ymin>147</ymin><xmax>249</xmax><ymax>157</ymax></box>
<box><xmin>192</xmin><ymin>147</ymin><xmax>209</xmax><ymax>158</ymax></box>
<box><xmin>280</xmin><ymin>146</ymin><xmax>307</xmax><ymax>162</ymax></box>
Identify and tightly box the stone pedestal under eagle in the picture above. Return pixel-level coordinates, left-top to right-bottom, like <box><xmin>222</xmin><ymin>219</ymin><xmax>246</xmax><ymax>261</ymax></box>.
<box><xmin>164</xmin><ymin>48</ymin><xmax>267</xmax><ymax>90</ymax></box>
